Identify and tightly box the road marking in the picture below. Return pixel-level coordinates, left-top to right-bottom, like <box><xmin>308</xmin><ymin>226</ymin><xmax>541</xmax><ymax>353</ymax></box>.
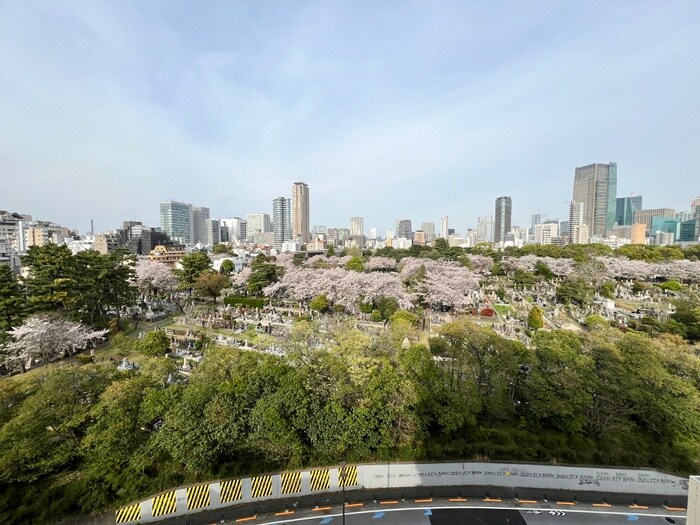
<box><xmin>518</xmin><ymin>500</ymin><xmax>538</xmax><ymax>504</ymax></box>
<box><xmin>345</xmin><ymin>503</ymin><xmax>363</xmax><ymax>508</ymax></box>
<box><xmin>629</xmin><ymin>504</ymin><xmax>648</xmax><ymax>510</ymax></box>
<box><xmin>255</xmin><ymin>505</ymin><xmax>688</xmax><ymax>525</ymax></box>
<box><xmin>556</xmin><ymin>501</ymin><xmax>576</xmax><ymax>506</ymax></box>
<box><xmin>372</xmin><ymin>512</ymin><xmax>385</xmax><ymax>519</ymax></box>
<box><xmin>449</xmin><ymin>498</ymin><xmax>467</xmax><ymax>502</ymax></box>
<box><xmin>484</xmin><ymin>498</ymin><xmax>502</xmax><ymax>502</ymax></box>
<box><xmin>275</xmin><ymin>510</ymin><xmax>294</xmax><ymax>516</ymax></box>
<box><xmin>627</xmin><ymin>516</ymin><xmax>639</xmax><ymax>521</ymax></box>
<box><xmin>319</xmin><ymin>518</ymin><xmax>332</xmax><ymax>525</ymax></box>
<box><xmin>379</xmin><ymin>500</ymin><xmax>398</xmax><ymax>505</ymax></box>
<box><xmin>592</xmin><ymin>503</ymin><xmax>611</xmax><ymax>507</ymax></box>
<box><xmin>424</xmin><ymin>509</ymin><xmax>432</xmax><ymax>516</ymax></box>
<box><xmin>236</xmin><ymin>516</ymin><xmax>257</xmax><ymax>523</ymax></box>
<box><xmin>415</xmin><ymin>498</ymin><xmax>432</xmax><ymax>503</ymax></box>
<box><xmin>663</xmin><ymin>506</ymin><xmax>686</xmax><ymax>511</ymax></box>
<box><xmin>312</xmin><ymin>507</ymin><xmax>331</xmax><ymax>512</ymax></box>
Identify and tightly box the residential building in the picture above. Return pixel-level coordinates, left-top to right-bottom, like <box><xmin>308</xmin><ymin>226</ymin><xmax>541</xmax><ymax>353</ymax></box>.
<box><xmin>93</xmin><ymin>233</ymin><xmax>122</xmax><ymax>254</ymax></box>
<box><xmin>392</xmin><ymin>237</ymin><xmax>413</xmax><ymax>249</ymax></box>
<box><xmin>631</xmin><ymin>223</ymin><xmax>647</xmax><ymax>245</ymax></box>
<box><xmin>633</xmin><ymin>208</ymin><xmax>676</xmax><ymax>233</ymax></box>
<box><xmin>350</xmin><ymin>216</ymin><xmax>364</xmax><ymax>237</ymax></box>
<box><xmin>568</xmin><ymin>201</ymin><xmax>589</xmax><ymax>244</ymax></box>
<box><xmin>292</xmin><ymin>182</ymin><xmax>310</xmax><ymax>243</ymax></box>
<box><xmin>247</xmin><ymin>213</ymin><xmax>272</xmax><ymax>241</ymax></box>
<box><xmin>160</xmin><ymin>200</ymin><xmax>193</xmax><ymax>245</ymax></box>
<box><xmin>413</xmin><ymin>230</ymin><xmax>426</xmax><ymax>246</ymax></box>
<box><xmin>396</xmin><ymin>219</ymin><xmax>412</xmax><ymax>240</ymax></box>
<box><xmin>534</xmin><ymin>222</ymin><xmax>559</xmax><ymax>245</ymax></box>
<box><xmin>440</xmin><ymin>216</ymin><xmax>449</xmax><ymax>239</ymax></box>
<box><xmin>273</xmin><ymin>197</ymin><xmax>292</xmax><ymax>250</ymax></box>
<box><xmin>615</xmin><ymin>195</ymin><xmax>643</xmax><ymax>226</ymax></box>
<box><xmin>572</xmin><ymin>162</ymin><xmax>617</xmax><ymax>237</ymax></box>
<box><xmin>192</xmin><ymin>206</ymin><xmax>210</xmax><ymax>245</ymax></box>
<box><xmin>26</xmin><ymin>224</ymin><xmax>71</xmax><ymax>247</ymax></box>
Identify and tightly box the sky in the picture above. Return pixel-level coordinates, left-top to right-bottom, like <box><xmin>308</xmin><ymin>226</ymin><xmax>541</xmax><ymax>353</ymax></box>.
<box><xmin>1</xmin><ymin>0</ymin><xmax>699</xmax><ymax>236</ymax></box>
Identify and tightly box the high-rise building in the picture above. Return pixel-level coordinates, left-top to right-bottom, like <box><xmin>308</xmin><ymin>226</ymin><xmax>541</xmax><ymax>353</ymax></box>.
<box><xmin>413</xmin><ymin>230</ymin><xmax>426</xmax><ymax>246</ymax></box>
<box><xmin>440</xmin><ymin>216</ymin><xmax>449</xmax><ymax>239</ymax></box>
<box><xmin>534</xmin><ymin>222</ymin><xmax>559</xmax><ymax>245</ymax></box>
<box><xmin>633</xmin><ymin>208</ymin><xmax>676</xmax><ymax>233</ymax></box>
<box><xmin>204</xmin><ymin>219</ymin><xmax>220</xmax><ymax>247</ymax></box>
<box><xmin>292</xmin><ymin>182</ymin><xmax>310</xmax><ymax>243</ymax></box>
<box><xmin>421</xmin><ymin>222</ymin><xmax>436</xmax><ymax>243</ymax></box>
<box><xmin>572</xmin><ymin>162</ymin><xmax>617</xmax><ymax>237</ymax></box>
<box><xmin>246</xmin><ymin>213</ymin><xmax>272</xmax><ymax>241</ymax></box>
<box><xmin>192</xmin><ymin>206</ymin><xmax>210</xmax><ymax>245</ymax></box>
<box><xmin>273</xmin><ymin>197</ymin><xmax>292</xmax><ymax>250</ymax></box>
<box><xmin>568</xmin><ymin>201</ymin><xmax>589</xmax><ymax>244</ymax></box>
<box><xmin>396</xmin><ymin>219</ymin><xmax>412</xmax><ymax>240</ymax></box>
<box><xmin>616</xmin><ymin>195</ymin><xmax>643</xmax><ymax>226</ymax></box>
<box><xmin>350</xmin><ymin>217</ymin><xmax>364</xmax><ymax>236</ymax></box>
<box><xmin>530</xmin><ymin>214</ymin><xmax>544</xmax><ymax>233</ymax></box>
<box><xmin>368</xmin><ymin>227</ymin><xmax>377</xmax><ymax>240</ymax></box>
<box><xmin>631</xmin><ymin>223</ymin><xmax>646</xmax><ymax>245</ymax></box>
<box><xmin>494</xmin><ymin>196</ymin><xmax>512</xmax><ymax>244</ymax></box>
<box><xmin>221</xmin><ymin>217</ymin><xmax>247</xmax><ymax>243</ymax></box>
<box><xmin>160</xmin><ymin>200</ymin><xmax>193</xmax><ymax>245</ymax></box>
<box><xmin>476</xmin><ymin>216</ymin><xmax>494</xmax><ymax>243</ymax></box>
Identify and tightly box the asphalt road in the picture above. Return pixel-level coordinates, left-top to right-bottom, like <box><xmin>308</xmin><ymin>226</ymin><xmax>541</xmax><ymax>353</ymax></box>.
<box><xmin>253</xmin><ymin>507</ymin><xmax>686</xmax><ymax>525</ymax></box>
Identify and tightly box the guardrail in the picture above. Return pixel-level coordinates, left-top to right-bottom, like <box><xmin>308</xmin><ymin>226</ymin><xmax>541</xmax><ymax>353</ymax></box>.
<box><xmin>115</xmin><ymin>461</ymin><xmax>690</xmax><ymax>524</ymax></box>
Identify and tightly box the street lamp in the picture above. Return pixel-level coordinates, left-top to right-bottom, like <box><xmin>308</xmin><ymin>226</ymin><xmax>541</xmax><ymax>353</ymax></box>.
<box><xmin>339</xmin><ymin>461</ymin><xmax>347</xmax><ymax>525</ymax></box>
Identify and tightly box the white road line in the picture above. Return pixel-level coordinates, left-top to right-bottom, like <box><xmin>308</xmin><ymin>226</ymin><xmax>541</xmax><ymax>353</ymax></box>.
<box><xmin>257</xmin><ymin>505</ymin><xmax>687</xmax><ymax>524</ymax></box>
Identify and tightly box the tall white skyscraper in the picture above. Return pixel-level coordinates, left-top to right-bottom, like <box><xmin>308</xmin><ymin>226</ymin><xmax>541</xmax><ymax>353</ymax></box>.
<box><xmin>568</xmin><ymin>201</ymin><xmax>589</xmax><ymax>244</ymax></box>
<box><xmin>350</xmin><ymin>217</ymin><xmax>364</xmax><ymax>236</ymax></box>
<box><xmin>476</xmin><ymin>216</ymin><xmax>494</xmax><ymax>243</ymax></box>
<box><xmin>273</xmin><ymin>197</ymin><xmax>292</xmax><ymax>250</ymax></box>
<box><xmin>192</xmin><ymin>206</ymin><xmax>210</xmax><ymax>245</ymax></box>
<box><xmin>440</xmin><ymin>216</ymin><xmax>449</xmax><ymax>239</ymax></box>
<box><xmin>292</xmin><ymin>182</ymin><xmax>310</xmax><ymax>243</ymax></box>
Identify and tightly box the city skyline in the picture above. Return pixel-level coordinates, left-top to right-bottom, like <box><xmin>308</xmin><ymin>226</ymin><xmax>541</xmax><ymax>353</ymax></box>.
<box><xmin>2</xmin><ymin>2</ymin><xmax>700</xmax><ymax>234</ymax></box>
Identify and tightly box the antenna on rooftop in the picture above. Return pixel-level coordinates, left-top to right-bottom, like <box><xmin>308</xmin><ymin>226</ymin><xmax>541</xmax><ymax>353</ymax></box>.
<box><xmin>91</xmin><ymin>219</ymin><xmax>94</xmax><ymax>236</ymax></box>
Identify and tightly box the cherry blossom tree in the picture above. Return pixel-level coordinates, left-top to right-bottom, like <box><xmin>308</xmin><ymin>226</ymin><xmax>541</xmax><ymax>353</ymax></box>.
<box><xmin>134</xmin><ymin>260</ymin><xmax>179</xmax><ymax>297</ymax></box>
<box><xmin>421</xmin><ymin>261</ymin><xmax>481</xmax><ymax>312</ymax></box>
<box><xmin>5</xmin><ymin>315</ymin><xmax>108</xmax><ymax>373</ymax></box>
<box><xmin>465</xmin><ymin>254</ymin><xmax>494</xmax><ymax>274</ymax></box>
<box><xmin>365</xmin><ymin>256</ymin><xmax>398</xmax><ymax>272</ymax></box>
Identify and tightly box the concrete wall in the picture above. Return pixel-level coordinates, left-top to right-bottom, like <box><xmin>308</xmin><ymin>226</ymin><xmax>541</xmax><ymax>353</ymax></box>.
<box><xmin>688</xmin><ymin>476</ymin><xmax>699</xmax><ymax>525</ymax></box>
<box><xmin>115</xmin><ymin>462</ymin><xmax>691</xmax><ymax>524</ymax></box>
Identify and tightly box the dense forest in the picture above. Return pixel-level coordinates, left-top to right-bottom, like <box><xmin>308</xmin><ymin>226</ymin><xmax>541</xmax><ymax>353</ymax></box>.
<box><xmin>1</xmin><ymin>318</ymin><xmax>698</xmax><ymax>523</ymax></box>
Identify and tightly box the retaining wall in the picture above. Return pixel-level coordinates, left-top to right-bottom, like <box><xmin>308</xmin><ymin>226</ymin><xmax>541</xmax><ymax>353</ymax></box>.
<box><xmin>115</xmin><ymin>462</ymin><xmax>690</xmax><ymax>524</ymax></box>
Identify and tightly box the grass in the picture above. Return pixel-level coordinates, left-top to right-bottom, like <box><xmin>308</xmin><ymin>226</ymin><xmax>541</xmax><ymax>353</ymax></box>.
<box><xmin>493</xmin><ymin>304</ymin><xmax>515</xmax><ymax>317</ymax></box>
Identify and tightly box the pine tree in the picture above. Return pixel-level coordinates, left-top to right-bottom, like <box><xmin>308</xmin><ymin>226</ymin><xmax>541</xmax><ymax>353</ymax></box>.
<box><xmin>0</xmin><ymin>264</ymin><xmax>29</xmax><ymax>342</ymax></box>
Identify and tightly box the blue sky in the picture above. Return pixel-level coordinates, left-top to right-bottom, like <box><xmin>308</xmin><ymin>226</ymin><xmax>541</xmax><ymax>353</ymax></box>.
<box><xmin>1</xmin><ymin>1</ymin><xmax>699</xmax><ymax>235</ymax></box>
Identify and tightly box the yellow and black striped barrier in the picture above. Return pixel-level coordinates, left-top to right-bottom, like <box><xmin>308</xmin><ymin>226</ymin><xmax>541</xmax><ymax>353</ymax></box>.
<box><xmin>280</xmin><ymin>471</ymin><xmax>302</xmax><ymax>494</ymax></box>
<box><xmin>151</xmin><ymin>490</ymin><xmax>177</xmax><ymax>517</ymax></box>
<box><xmin>251</xmin><ymin>475</ymin><xmax>273</xmax><ymax>498</ymax></box>
<box><xmin>220</xmin><ymin>479</ymin><xmax>243</xmax><ymax>503</ymax></box>
<box><xmin>339</xmin><ymin>465</ymin><xmax>358</xmax><ymax>487</ymax></box>
<box><xmin>187</xmin><ymin>483</ymin><xmax>211</xmax><ymax>510</ymax></box>
<box><xmin>310</xmin><ymin>468</ymin><xmax>330</xmax><ymax>491</ymax></box>
<box><xmin>115</xmin><ymin>502</ymin><xmax>141</xmax><ymax>523</ymax></box>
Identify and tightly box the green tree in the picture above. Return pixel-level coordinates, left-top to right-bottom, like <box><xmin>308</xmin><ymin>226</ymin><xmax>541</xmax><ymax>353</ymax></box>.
<box><xmin>21</xmin><ymin>244</ymin><xmax>77</xmax><ymax>312</ymax></box>
<box><xmin>326</xmin><ymin>245</ymin><xmax>335</xmax><ymax>256</ymax></box>
<box><xmin>345</xmin><ymin>256</ymin><xmax>365</xmax><ymax>272</ymax></box>
<box><xmin>212</xmin><ymin>243</ymin><xmax>231</xmax><ymax>254</ymax></box>
<box><xmin>292</xmin><ymin>253</ymin><xmax>307</xmax><ymax>267</ymax></box>
<box><xmin>194</xmin><ymin>271</ymin><xmax>230</xmax><ymax>303</ymax></box>
<box><xmin>527</xmin><ymin>306</ymin><xmax>544</xmax><ymax>330</ymax></box>
<box><xmin>175</xmin><ymin>252</ymin><xmax>212</xmax><ymax>293</ymax></box>
<box><xmin>247</xmin><ymin>255</ymin><xmax>283</xmax><ymax>295</ymax></box>
<box><xmin>138</xmin><ymin>330</ymin><xmax>171</xmax><ymax>356</ymax></box>
<box><xmin>534</xmin><ymin>261</ymin><xmax>554</xmax><ymax>280</ymax></box>
<box><xmin>670</xmin><ymin>300</ymin><xmax>700</xmax><ymax>342</ymax></box>
<box><xmin>219</xmin><ymin>259</ymin><xmax>235</xmax><ymax>275</ymax></box>
<box><xmin>556</xmin><ymin>277</ymin><xmax>593</xmax><ymax>305</ymax></box>
<box><xmin>0</xmin><ymin>265</ymin><xmax>29</xmax><ymax>342</ymax></box>
<box><xmin>309</xmin><ymin>294</ymin><xmax>330</xmax><ymax>313</ymax></box>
